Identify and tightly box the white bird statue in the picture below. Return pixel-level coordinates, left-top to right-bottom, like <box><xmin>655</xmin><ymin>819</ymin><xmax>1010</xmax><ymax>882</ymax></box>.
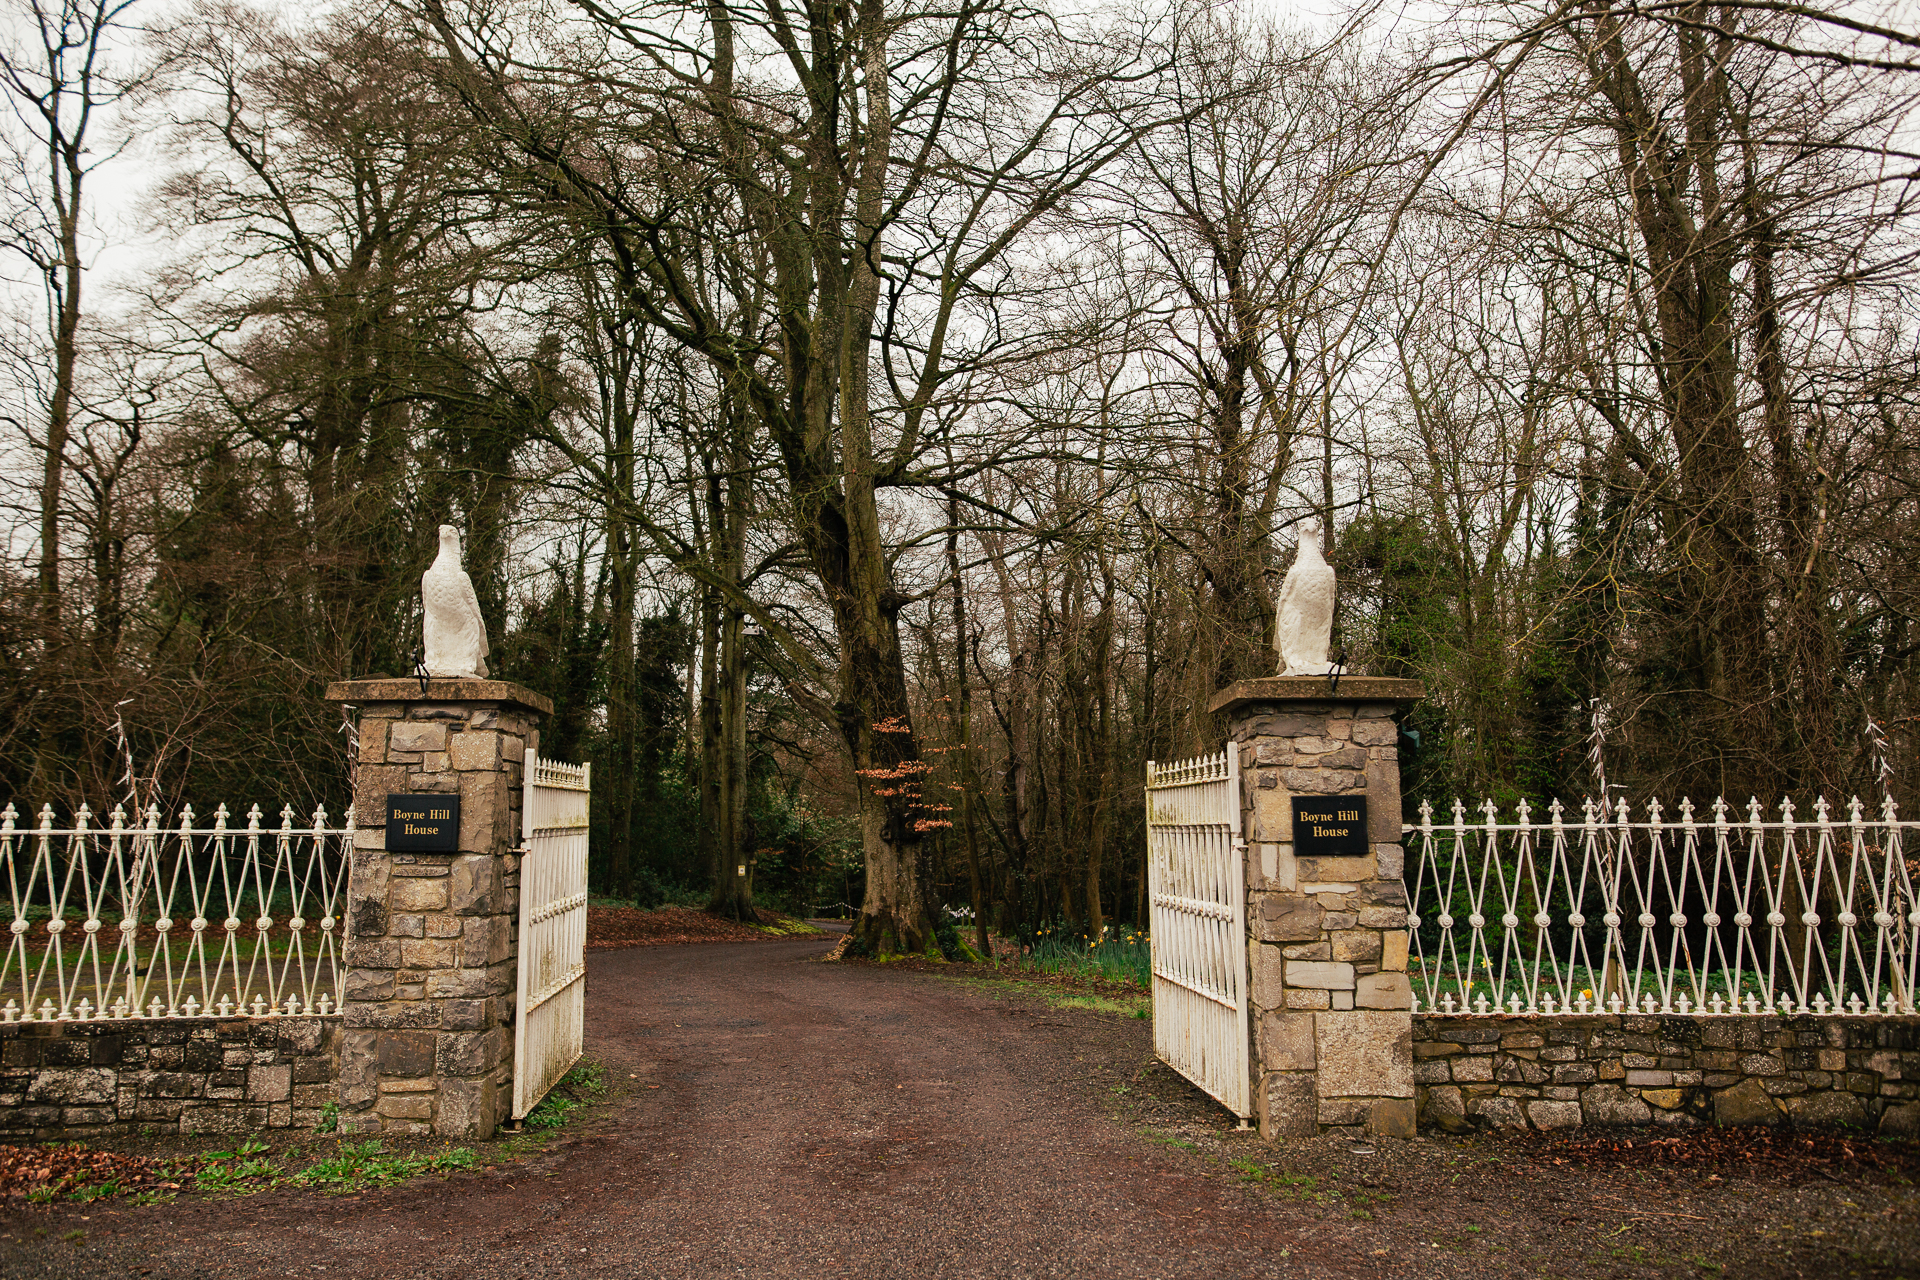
<box><xmin>421</xmin><ymin>524</ymin><xmax>490</xmax><ymax>678</ymax></box>
<box><xmin>1274</xmin><ymin>519</ymin><xmax>1341</xmax><ymax>677</ymax></box>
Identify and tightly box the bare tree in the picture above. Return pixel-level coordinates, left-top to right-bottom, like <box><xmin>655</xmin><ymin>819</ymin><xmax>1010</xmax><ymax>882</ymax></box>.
<box><xmin>0</xmin><ymin>0</ymin><xmax>145</xmax><ymax>630</ymax></box>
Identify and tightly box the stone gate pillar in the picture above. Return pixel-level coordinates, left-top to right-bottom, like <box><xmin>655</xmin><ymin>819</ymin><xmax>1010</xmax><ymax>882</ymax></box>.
<box><xmin>1209</xmin><ymin>676</ymin><xmax>1425</xmax><ymax>1141</ymax></box>
<box><xmin>324</xmin><ymin>678</ymin><xmax>551</xmax><ymax>1139</ymax></box>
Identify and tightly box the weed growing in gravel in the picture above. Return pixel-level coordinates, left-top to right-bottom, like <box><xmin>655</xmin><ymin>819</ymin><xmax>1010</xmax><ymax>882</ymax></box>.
<box><xmin>1053</xmin><ymin>994</ymin><xmax>1146</xmax><ymax>1017</ymax></box>
<box><xmin>293</xmin><ymin>1141</ymin><xmax>476</xmax><ymax>1192</ymax></box>
<box><xmin>526</xmin><ymin>1059</ymin><xmax>609</xmax><ymax>1131</ymax></box>
<box><xmin>1229</xmin><ymin>1158</ymin><xmax>1362</xmax><ymax>1210</ymax></box>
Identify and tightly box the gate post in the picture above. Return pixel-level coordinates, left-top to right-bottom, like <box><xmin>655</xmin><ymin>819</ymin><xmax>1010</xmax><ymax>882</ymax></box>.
<box><xmin>1210</xmin><ymin>676</ymin><xmax>1424</xmax><ymax>1142</ymax></box>
<box><xmin>324</xmin><ymin>678</ymin><xmax>551</xmax><ymax>1139</ymax></box>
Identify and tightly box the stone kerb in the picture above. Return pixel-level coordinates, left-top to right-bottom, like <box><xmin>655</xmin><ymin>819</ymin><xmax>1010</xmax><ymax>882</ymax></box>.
<box><xmin>324</xmin><ymin>678</ymin><xmax>552</xmax><ymax>1139</ymax></box>
<box><xmin>1209</xmin><ymin>676</ymin><xmax>1424</xmax><ymax>1142</ymax></box>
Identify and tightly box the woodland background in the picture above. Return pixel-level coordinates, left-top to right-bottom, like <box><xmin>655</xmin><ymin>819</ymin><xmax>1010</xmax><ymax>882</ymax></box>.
<box><xmin>3</xmin><ymin>0</ymin><xmax>1918</xmax><ymax>941</ymax></box>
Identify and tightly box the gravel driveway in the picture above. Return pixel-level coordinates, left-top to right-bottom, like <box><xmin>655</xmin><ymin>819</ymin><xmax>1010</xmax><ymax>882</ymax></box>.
<box><xmin>1</xmin><ymin>935</ymin><xmax>1914</xmax><ymax>1278</ymax></box>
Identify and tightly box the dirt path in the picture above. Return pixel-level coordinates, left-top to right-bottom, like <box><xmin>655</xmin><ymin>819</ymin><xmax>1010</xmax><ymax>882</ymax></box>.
<box><xmin>1</xmin><ymin>938</ymin><xmax>1915</xmax><ymax>1279</ymax></box>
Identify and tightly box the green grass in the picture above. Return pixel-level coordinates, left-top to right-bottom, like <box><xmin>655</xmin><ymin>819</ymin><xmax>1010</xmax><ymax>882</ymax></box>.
<box><xmin>1053</xmin><ymin>993</ymin><xmax>1149</xmax><ymax>1017</ymax></box>
<box><xmin>291</xmin><ymin>1141</ymin><xmax>476</xmax><ymax>1192</ymax></box>
<box><xmin>1020</xmin><ymin>924</ymin><xmax>1151</xmax><ymax>987</ymax></box>
<box><xmin>525</xmin><ymin>1059</ymin><xmax>607</xmax><ymax>1131</ymax></box>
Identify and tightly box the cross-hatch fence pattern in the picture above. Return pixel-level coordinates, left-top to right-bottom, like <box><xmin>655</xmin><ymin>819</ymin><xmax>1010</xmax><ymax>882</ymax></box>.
<box><xmin>0</xmin><ymin>802</ymin><xmax>348</xmax><ymax>1023</ymax></box>
<box><xmin>1405</xmin><ymin>796</ymin><xmax>1919</xmax><ymax>1017</ymax></box>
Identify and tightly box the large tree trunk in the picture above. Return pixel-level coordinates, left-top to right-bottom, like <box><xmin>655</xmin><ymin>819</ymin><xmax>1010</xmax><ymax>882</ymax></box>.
<box><xmin>947</xmin><ymin>491</ymin><xmax>990</xmax><ymax>959</ymax></box>
<box><xmin>1580</xmin><ymin>10</ymin><xmax>1774</xmax><ymax>795</ymax></box>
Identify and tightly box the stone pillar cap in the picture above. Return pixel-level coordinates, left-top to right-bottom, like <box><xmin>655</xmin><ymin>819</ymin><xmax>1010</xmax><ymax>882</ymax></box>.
<box><xmin>1208</xmin><ymin>675</ymin><xmax>1425</xmax><ymax>715</ymax></box>
<box><xmin>325</xmin><ymin>677</ymin><xmax>554</xmax><ymax>717</ymax></box>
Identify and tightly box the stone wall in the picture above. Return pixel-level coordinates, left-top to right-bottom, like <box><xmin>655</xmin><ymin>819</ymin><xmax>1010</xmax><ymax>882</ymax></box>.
<box><xmin>1413</xmin><ymin>1013</ymin><xmax>1920</xmax><ymax>1137</ymax></box>
<box><xmin>328</xmin><ymin>678</ymin><xmax>550</xmax><ymax>1140</ymax></box>
<box><xmin>1212</xmin><ymin>676</ymin><xmax>1426</xmax><ymax>1141</ymax></box>
<box><xmin>0</xmin><ymin>1016</ymin><xmax>341</xmax><ymax>1140</ymax></box>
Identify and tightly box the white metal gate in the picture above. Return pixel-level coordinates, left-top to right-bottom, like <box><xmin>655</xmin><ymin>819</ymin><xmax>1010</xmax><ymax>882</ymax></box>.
<box><xmin>1145</xmin><ymin>748</ymin><xmax>1251</xmax><ymax>1120</ymax></box>
<box><xmin>513</xmin><ymin>749</ymin><xmax>591</xmax><ymax>1120</ymax></box>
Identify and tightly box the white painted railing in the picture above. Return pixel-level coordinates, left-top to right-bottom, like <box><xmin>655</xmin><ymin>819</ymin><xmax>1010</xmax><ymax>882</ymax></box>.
<box><xmin>1405</xmin><ymin>796</ymin><xmax>1919</xmax><ymax>1016</ymax></box>
<box><xmin>1146</xmin><ymin>749</ymin><xmax>1251</xmax><ymax>1120</ymax></box>
<box><xmin>0</xmin><ymin>802</ymin><xmax>348</xmax><ymax>1022</ymax></box>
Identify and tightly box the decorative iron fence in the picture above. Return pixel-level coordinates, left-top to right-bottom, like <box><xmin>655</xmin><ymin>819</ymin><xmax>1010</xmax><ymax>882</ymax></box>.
<box><xmin>1404</xmin><ymin>797</ymin><xmax>1919</xmax><ymax>1016</ymax></box>
<box><xmin>1</xmin><ymin>802</ymin><xmax>349</xmax><ymax>1022</ymax></box>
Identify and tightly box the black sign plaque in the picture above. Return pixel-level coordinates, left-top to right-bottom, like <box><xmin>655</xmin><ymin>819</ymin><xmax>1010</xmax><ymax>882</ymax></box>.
<box><xmin>386</xmin><ymin>794</ymin><xmax>460</xmax><ymax>852</ymax></box>
<box><xmin>1292</xmin><ymin>796</ymin><xmax>1368</xmax><ymax>856</ymax></box>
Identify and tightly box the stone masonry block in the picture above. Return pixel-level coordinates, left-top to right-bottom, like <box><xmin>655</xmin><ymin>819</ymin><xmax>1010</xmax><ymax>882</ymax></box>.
<box><xmin>1371</xmin><ymin>1098</ymin><xmax>1417</xmax><ymax>1138</ymax></box>
<box><xmin>1283</xmin><ymin>768</ymin><xmax>1362</xmax><ymax>795</ymax></box>
<box><xmin>277</xmin><ymin>1019</ymin><xmax>326</xmax><ymax>1057</ymax></box>
<box><xmin>459</xmin><ymin>770</ymin><xmax>507</xmax><ymax>854</ymax></box>
<box><xmin>1250</xmin><ymin>940</ymin><xmax>1289</xmax><ymax>1008</ymax></box>
<box><xmin>377</xmin><ymin>1093</ymin><xmax>434</xmax><ymax>1121</ymax></box>
<box><xmin>348</xmin><ymin>857</ymin><xmax>392</xmax><ymax>938</ymax></box>
<box><xmin>441</xmin><ymin>999</ymin><xmax>493</xmax><ymax>1031</ymax></box>
<box><xmin>1259</xmin><ymin>1011</ymin><xmax>1317</xmax><ymax>1071</ymax></box>
<box><xmin>1244</xmin><ymin>712</ymin><xmax>1330</xmax><ymax>738</ymax></box>
<box><xmin>1251</xmin><ymin>843</ymin><xmax>1297</xmax><ymax>892</ymax></box>
<box><xmin>377</xmin><ymin>1030</ymin><xmax>437</xmax><ymax>1078</ymax></box>
<box><xmin>436</xmin><ymin>1029</ymin><xmax>499</xmax><ymax>1078</ymax></box>
<box><xmin>400</xmin><ymin>938</ymin><xmax>458</xmax><ymax>968</ymax></box>
<box><xmin>425</xmin><ymin>967</ymin><xmax>495</xmax><ymax>1000</ymax></box>
<box><xmin>448</xmin><ymin>731</ymin><xmax>499</xmax><ymax>771</ymax></box>
<box><xmin>342</xmin><ymin>1003</ymin><xmax>444</xmax><ymax>1031</ymax></box>
<box><xmin>1254</xmin><ymin>741</ymin><xmax>1293</xmax><ymax>766</ymax></box>
<box><xmin>461</xmin><ymin>918</ymin><xmax>493</xmax><ymax>967</ymax></box>
<box><xmin>1262</xmin><ymin>1071</ymin><xmax>1318</xmax><ymax>1140</ymax></box>
<box><xmin>449</xmin><ymin>856</ymin><xmax>500</xmax><ymax>915</ymax></box>
<box><xmin>1257</xmin><ymin>894</ymin><xmax>1323</xmax><ymax>943</ymax></box>
<box><xmin>344</xmin><ymin>969</ymin><xmax>397</xmax><ymax>1002</ymax></box>
<box><xmin>338</xmin><ymin>1031</ymin><xmax>379</xmax><ymax>1109</ymax></box>
<box><xmin>1356</xmin><ymin>972</ymin><xmax>1411</xmax><ymax>1009</ymax></box>
<box><xmin>1350</xmin><ymin>719</ymin><xmax>1397</xmax><ymax>747</ymax></box>
<box><xmin>1315</xmin><ymin>1011</ymin><xmax>1414</xmax><ymax>1098</ymax></box>
<box><xmin>1528</xmin><ymin>1100</ymin><xmax>1583</xmax><ymax>1129</ymax></box>
<box><xmin>435</xmin><ymin>1075</ymin><xmax>494</xmax><ymax>1139</ymax></box>
<box><xmin>27</xmin><ymin>1067</ymin><xmax>116</xmax><ymax>1105</ymax></box>
<box><xmin>389</xmin><ymin>722</ymin><xmax>449</xmax><ymax>754</ymax></box>
<box><xmin>1380</xmin><ymin>930</ymin><xmax>1409</xmax><ymax>972</ymax></box>
<box><xmin>353</xmin><ymin>764</ymin><xmax>409</xmax><ymax>826</ymax></box>
<box><xmin>1331</xmin><ymin>930</ymin><xmax>1382</xmax><ymax>963</ymax></box>
<box><xmin>1364</xmin><ymin>757</ymin><xmax>1402</xmax><ymax>842</ymax></box>
<box><xmin>1298</xmin><ymin>855</ymin><xmax>1375</xmax><ymax>883</ymax></box>
<box><xmin>1286</xmin><ymin>960</ymin><xmax>1355</xmax><ymax>990</ymax></box>
<box><xmin>392</xmin><ymin>877</ymin><xmax>451</xmax><ymax>913</ymax></box>
<box><xmin>246</xmin><ymin>1064</ymin><xmax>291</xmax><ymax>1102</ymax></box>
<box><xmin>1374</xmin><ymin>844</ymin><xmax>1404</xmax><ymax>879</ymax></box>
<box><xmin>1248</xmin><ymin>788</ymin><xmax>1292</xmax><ymax>842</ymax></box>
<box><xmin>345</xmin><ymin>938</ymin><xmax>403</xmax><ymax>970</ymax></box>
